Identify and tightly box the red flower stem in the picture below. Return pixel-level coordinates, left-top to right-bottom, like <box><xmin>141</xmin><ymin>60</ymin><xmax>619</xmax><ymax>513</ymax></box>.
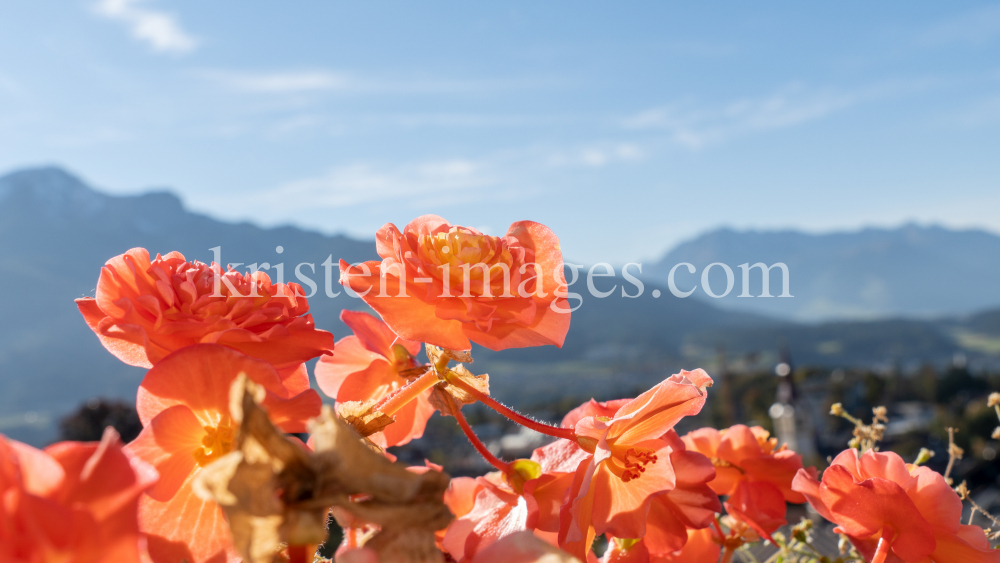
<box><xmin>377</xmin><ymin>369</ymin><xmax>440</xmax><ymax>416</ymax></box>
<box><xmin>288</xmin><ymin>546</ymin><xmax>307</xmax><ymax>563</ymax></box>
<box><xmin>720</xmin><ymin>547</ymin><xmax>734</xmax><ymax>563</ymax></box>
<box><xmin>445</xmin><ymin>372</ymin><xmax>577</xmax><ymax>441</ymax></box>
<box><xmin>712</xmin><ymin>519</ymin><xmax>725</xmax><ymax>539</ymax></box>
<box><xmin>453</xmin><ymin>404</ymin><xmax>511</xmax><ymax>473</ymax></box>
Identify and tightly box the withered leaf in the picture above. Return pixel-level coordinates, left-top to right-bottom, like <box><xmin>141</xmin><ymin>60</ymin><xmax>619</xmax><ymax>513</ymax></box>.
<box><xmin>425</xmin><ymin>345</ymin><xmax>474</xmax><ymax>367</ymax></box>
<box><xmin>336</xmin><ymin>399</ymin><xmax>395</xmax><ymax>437</ymax></box>
<box><xmin>195</xmin><ymin>375</ymin><xmax>453</xmax><ymax>563</ymax></box>
<box><xmin>429</xmin><ymin>365</ymin><xmax>489</xmax><ymax>417</ymax></box>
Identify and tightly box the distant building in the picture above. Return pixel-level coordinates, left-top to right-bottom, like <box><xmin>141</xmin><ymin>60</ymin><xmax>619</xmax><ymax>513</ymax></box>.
<box><xmin>769</xmin><ymin>348</ymin><xmax>818</xmax><ymax>462</ymax></box>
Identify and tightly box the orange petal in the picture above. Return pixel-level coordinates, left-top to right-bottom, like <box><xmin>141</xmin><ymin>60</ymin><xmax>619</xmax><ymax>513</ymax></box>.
<box><xmin>590</xmin><ymin>439</ymin><xmax>675</xmax><ymax>539</ymax></box>
<box><xmin>608</xmin><ymin>372</ymin><xmax>711</xmax><ymax>445</ymax></box>
<box><xmin>524</xmin><ymin>471</ymin><xmax>577</xmax><ymax>533</ymax></box>
<box><xmin>819</xmin><ymin>465</ymin><xmax>935</xmax><ymax>561</ymax></box>
<box><xmin>724</xmin><ymin>481</ymin><xmax>787</xmax><ymax>540</ymax></box>
<box><xmin>7</xmin><ymin>438</ymin><xmax>65</xmax><ymax>497</ymax></box>
<box><xmin>341</xmin><ymin>309</ymin><xmax>421</xmax><ymax>357</ymax></box>
<box><xmin>136</xmin><ymin>343</ymin><xmax>293</xmax><ymax>424</ymax></box>
<box><xmin>262</xmin><ymin>388</ymin><xmax>323</xmax><ymax>434</ymax></box>
<box><xmin>140</xmin><ymin>477</ymin><xmax>238</xmax><ymax>563</ymax></box>
<box><xmin>314</xmin><ymin>336</ymin><xmax>387</xmax><ymax>401</ymax></box>
<box><xmin>126</xmin><ymin>405</ymin><xmax>204</xmax><ymax>502</ymax></box>
<box><xmin>77</xmin><ymin>297</ymin><xmax>154</xmax><ymax>368</ymax></box>
<box><xmin>339</xmin><ymin>259</ymin><xmax>471</xmax><ymax>350</ymax></box>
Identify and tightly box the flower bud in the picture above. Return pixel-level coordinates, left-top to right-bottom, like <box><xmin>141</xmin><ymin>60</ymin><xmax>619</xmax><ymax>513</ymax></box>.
<box><xmin>830</xmin><ymin>403</ymin><xmax>845</xmax><ymax>416</ymax></box>
<box><xmin>914</xmin><ymin>448</ymin><xmax>935</xmax><ymax>465</ymax></box>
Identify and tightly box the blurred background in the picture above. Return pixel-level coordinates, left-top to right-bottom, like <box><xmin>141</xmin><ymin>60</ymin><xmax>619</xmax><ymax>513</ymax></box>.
<box><xmin>2</xmin><ymin>0</ymin><xmax>1000</xmax><ymax>521</ymax></box>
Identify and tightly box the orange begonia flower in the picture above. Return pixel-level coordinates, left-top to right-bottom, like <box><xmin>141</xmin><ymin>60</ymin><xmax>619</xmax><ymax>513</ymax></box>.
<box><xmin>1</xmin><ymin>428</ymin><xmax>158</xmax><ymax>563</ymax></box>
<box><xmin>338</xmin><ymin>215</ymin><xmax>570</xmax><ymax>351</ymax></box>
<box><xmin>682</xmin><ymin>424</ymin><xmax>809</xmax><ymax>539</ymax></box>
<box><xmin>641</xmin><ymin>431</ymin><xmax>721</xmax><ymax>555</ymax></box>
<box><xmin>792</xmin><ymin>448</ymin><xmax>1000</xmax><ymax>563</ymax></box>
<box><xmin>76</xmin><ymin>247</ymin><xmax>334</xmax><ymax>393</ymax></box>
<box><xmin>559</xmin><ymin>370</ymin><xmax>713</xmax><ymax>561</ymax></box>
<box><xmin>314</xmin><ymin>310</ymin><xmax>433</xmax><ymax>447</ymax></box>
<box><xmin>443</xmin><ymin>471</ymin><xmax>532</xmax><ymax>562</ymax></box>
<box><xmin>127</xmin><ymin>344</ymin><xmax>322</xmax><ymax>563</ymax></box>
<box><xmin>443</xmin><ymin>436</ymin><xmax>588</xmax><ymax>562</ymax></box>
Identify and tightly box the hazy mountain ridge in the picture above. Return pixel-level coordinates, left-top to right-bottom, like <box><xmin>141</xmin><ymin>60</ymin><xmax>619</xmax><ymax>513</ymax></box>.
<box><xmin>646</xmin><ymin>225</ymin><xmax>1000</xmax><ymax>322</ymax></box>
<box><xmin>2</xmin><ymin>166</ymin><xmax>999</xmax><ymax>446</ymax></box>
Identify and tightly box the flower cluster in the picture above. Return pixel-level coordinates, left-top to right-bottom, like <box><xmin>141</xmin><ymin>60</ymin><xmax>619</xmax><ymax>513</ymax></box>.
<box><xmin>3</xmin><ymin>216</ymin><xmax>998</xmax><ymax>563</ymax></box>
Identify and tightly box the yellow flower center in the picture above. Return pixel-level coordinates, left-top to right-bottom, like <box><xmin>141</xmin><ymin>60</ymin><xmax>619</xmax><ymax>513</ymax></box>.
<box><xmin>417</xmin><ymin>227</ymin><xmax>514</xmax><ymax>296</ymax></box>
<box><xmin>193</xmin><ymin>419</ymin><xmax>236</xmax><ymax>467</ymax></box>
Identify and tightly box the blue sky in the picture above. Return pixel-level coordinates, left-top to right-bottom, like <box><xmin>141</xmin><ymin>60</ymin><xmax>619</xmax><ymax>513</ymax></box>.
<box><xmin>1</xmin><ymin>1</ymin><xmax>999</xmax><ymax>264</ymax></box>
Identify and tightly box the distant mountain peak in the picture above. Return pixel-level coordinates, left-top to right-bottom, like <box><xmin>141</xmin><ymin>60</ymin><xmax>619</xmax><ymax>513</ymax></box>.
<box><xmin>647</xmin><ymin>224</ymin><xmax>1000</xmax><ymax>322</ymax></box>
<box><xmin>0</xmin><ymin>166</ymin><xmax>107</xmax><ymax>214</ymax></box>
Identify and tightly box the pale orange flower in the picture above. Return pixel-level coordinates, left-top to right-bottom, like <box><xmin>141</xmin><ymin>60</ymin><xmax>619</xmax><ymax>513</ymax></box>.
<box><xmin>77</xmin><ymin>247</ymin><xmax>334</xmax><ymax>393</ymax></box>
<box><xmin>339</xmin><ymin>215</ymin><xmax>570</xmax><ymax>351</ymax></box>
<box><xmin>1</xmin><ymin>428</ymin><xmax>157</xmax><ymax>562</ymax></box>
<box><xmin>682</xmin><ymin>424</ymin><xmax>809</xmax><ymax>539</ymax></box>
<box><xmin>127</xmin><ymin>344</ymin><xmax>321</xmax><ymax>563</ymax></box>
<box><xmin>559</xmin><ymin>370</ymin><xmax>713</xmax><ymax>560</ymax></box>
<box><xmin>793</xmin><ymin>448</ymin><xmax>1000</xmax><ymax>563</ymax></box>
<box><xmin>315</xmin><ymin>310</ymin><xmax>433</xmax><ymax>447</ymax></box>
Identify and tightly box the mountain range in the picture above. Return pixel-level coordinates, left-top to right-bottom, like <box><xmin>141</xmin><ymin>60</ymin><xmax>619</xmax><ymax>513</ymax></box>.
<box><xmin>645</xmin><ymin>225</ymin><xmax>1000</xmax><ymax>321</ymax></box>
<box><xmin>1</xmin><ymin>166</ymin><xmax>998</xmax><ymax>445</ymax></box>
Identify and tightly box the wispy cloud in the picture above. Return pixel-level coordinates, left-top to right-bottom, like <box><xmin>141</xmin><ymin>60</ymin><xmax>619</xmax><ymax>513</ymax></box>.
<box><xmin>200</xmin><ymin>68</ymin><xmax>560</xmax><ymax>96</ymax></box>
<box><xmin>546</xmin><ymin>143</ymin><xmax>645</xmax><ymax>168</ymax></box>
<box><xmin>251</xmin><ymin>159</ymin><xmax>496</xmax><ymax>212</ymax></box>
<box><xmin>94</xmin><ymin>0</ymin><xmax>198</xmax><ymax>54</ymax></box>
<box><xmin>202</xmin><ymin>70</ymin><xmax>350</xmax><ymax>93</ymax></box>
<box><xmin>623</xmin><ymin>84</ymin><xmax>887</xmax><ymax>148</ymax></box>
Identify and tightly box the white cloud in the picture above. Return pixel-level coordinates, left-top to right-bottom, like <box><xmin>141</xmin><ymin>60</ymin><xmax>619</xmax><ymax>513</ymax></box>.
<box><xmin>546</xmin><ymin>143</ymin><xmax>645</xmax><ymax>168</ymax></box>
<box><xmin>199</xmin><ymin>68</ymin><xmax>557</xmax><ymax>97</ymax></box>
<box><xmin>623</xmin><ymin>85</ymin><xmax>881</xmax><ymax>148</ymax></box>
<box><xmin>94</xmin><ymin>0</ymin><xmax>198</xmax><ymax>54</ymax></box>
<box><xmin>251</xmin><ymin>159</ymin><xmax>496</xmax><ymax>212</ymax></box>
<box><xmin>203</xmin><ymin>70</ymin><xmax>350</xmax><ymax>93</ymax></box>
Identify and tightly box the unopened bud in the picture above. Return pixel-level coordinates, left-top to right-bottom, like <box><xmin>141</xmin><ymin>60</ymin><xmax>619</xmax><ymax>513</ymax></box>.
<box><xmin>830</xmin><ymin>403</ymin><xmax>845</xmax><ymax>416</ymax></box>
<box><xmin>989</xmin><ymin>392</ymin><xmax>1000</xmax><ymax>408</ymax></box>
<box><xmin>914</xmin><ymin>448</ymin><xmax>935</xmax><ymax>466</ymax></box>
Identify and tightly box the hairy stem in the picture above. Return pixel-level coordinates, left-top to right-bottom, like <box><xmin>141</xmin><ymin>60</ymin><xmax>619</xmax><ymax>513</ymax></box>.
<box><xmin>446</xmin><ymin>371</ymin><xmax>577</xmax><ymax>441</ymax></box>
<box><xmin>376</xmin><ymin>369</ymin><xmax>440</xmax><ymax>416</ymax></box>
<box><xmin>454</xmin><ymin>404</ymin><xmax>510</xmax><ymax>473</ymax></box>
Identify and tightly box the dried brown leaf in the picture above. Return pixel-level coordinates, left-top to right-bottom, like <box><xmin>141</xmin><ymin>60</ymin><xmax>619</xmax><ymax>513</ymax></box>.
<box><xmin>195</xmin><ymin>376</ymin><xmax>453</xmax><ymax>563</ymax></box>
<box><xmin>428</xmin><ymin>365</ymin><xmax>489</xmax><ymax>418</ymax></box>
<box><xmin>425</xmin><ymin>345</ymin><xmax>473</xmax><ymax>368</ymax></box>
<box><xmin>336</xmin><ymin>400</ymin><xmax>395</xmax><ymax>437</ymax></box>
